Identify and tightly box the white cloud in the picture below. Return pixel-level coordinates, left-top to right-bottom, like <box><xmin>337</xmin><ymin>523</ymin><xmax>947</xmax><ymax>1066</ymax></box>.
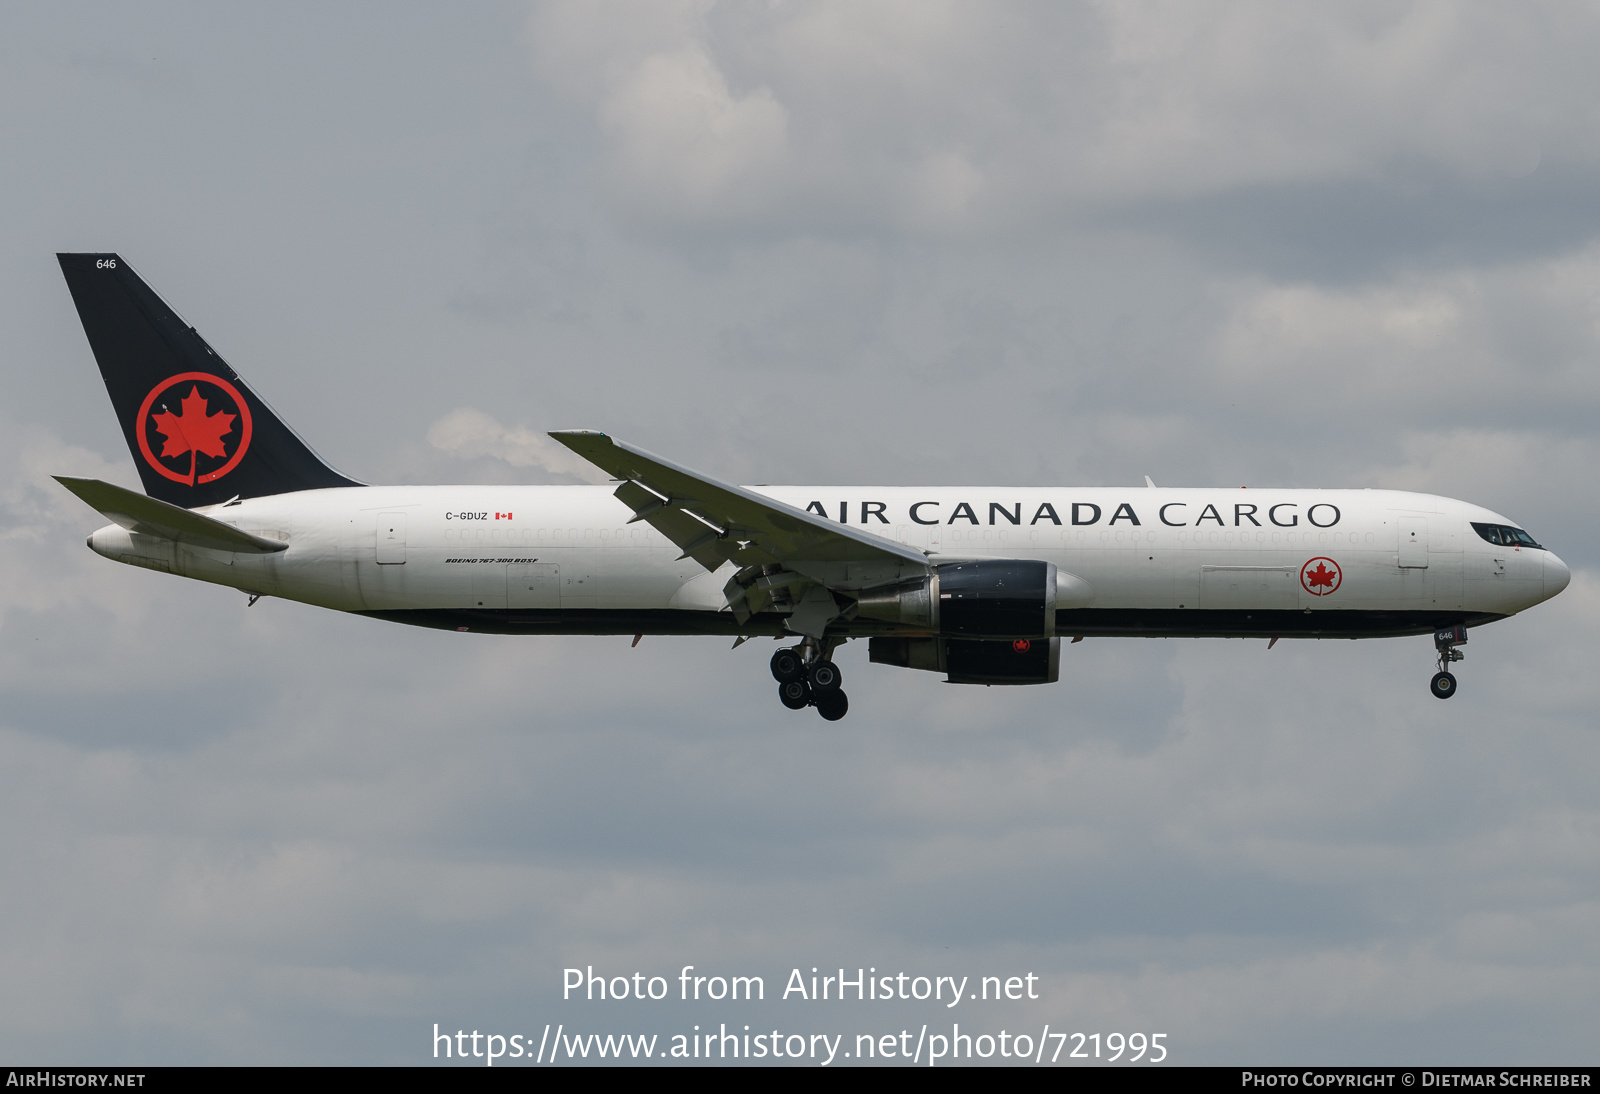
<box><xmin>1208</xmin><ymin>244</ymin><xmax>1600</xmax><ymax>424</ymax></box>
<box><xmin>425</xmin><ymin>407</ymin><xmax>614</xmax><ymax>483</ymax></box>
<box><xmin>530</xmin><ymin>0</ymin><xmax>790</xmax><ymax>221</ymax></box>
<box><xmin>597</xmin><ymin>48</ymin><xmax>789</xmax><ymax>216</ymax></box>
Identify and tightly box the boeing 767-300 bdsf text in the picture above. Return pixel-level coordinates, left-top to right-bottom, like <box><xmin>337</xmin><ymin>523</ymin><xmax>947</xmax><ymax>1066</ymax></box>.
<box><xmin>53</xmin><ymin>254</ymin><xmax>1570</xmax><ymax>720</ymax></box>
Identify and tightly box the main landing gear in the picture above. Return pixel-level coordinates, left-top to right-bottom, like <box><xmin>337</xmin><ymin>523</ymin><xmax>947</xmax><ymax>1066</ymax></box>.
<box><xmin>770</xmin><ymin>639</ymin><xmax>849</xmax><ymax>721</ymax></box>
<box><xmin>1431</xmin><ymin>625</ymin><xmax>1466</xmax><ymax>699</ymax></box>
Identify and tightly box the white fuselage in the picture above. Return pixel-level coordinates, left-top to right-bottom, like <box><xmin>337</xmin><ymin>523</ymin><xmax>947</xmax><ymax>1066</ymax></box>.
<box><xmin>85</xmin><ymin>485</ymin><xmax>1569</xmax><ymax>637</ymax></box>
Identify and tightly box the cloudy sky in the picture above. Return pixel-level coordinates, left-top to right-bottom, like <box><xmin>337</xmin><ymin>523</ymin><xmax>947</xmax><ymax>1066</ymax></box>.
<box><xmin>3</xmin><ymin>0</ymin><xmax>1598</xmax><ymax>1065</ymax></box>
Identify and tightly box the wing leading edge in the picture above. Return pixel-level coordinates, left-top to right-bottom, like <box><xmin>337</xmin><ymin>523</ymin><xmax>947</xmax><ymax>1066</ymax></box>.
<box><xmin>549</xmin><ymin>430</ymin><xmax>929</xmax><ymax>635</ymax></box>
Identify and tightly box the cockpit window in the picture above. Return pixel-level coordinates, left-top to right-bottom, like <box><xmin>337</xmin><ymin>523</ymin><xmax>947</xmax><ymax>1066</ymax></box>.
<box><xmin>1471</xmin><ymin>522</ymin><xmax>1543</xmax><ymax>549</ymax></box>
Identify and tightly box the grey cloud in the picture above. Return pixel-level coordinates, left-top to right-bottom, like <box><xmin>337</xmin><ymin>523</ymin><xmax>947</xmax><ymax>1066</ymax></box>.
<box><xmin>1121</xmin><ymin>162</ymin><xmax>1600</xmax><ymax>284</ymax></box>
<box><xmin>527</xmin><ymin>1</ymin><xmax>1600</xmax><ymax>232</ymax></box>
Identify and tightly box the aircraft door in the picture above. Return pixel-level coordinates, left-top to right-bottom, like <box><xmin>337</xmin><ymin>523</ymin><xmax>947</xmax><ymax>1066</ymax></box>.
<box><xmin>376</xmin><ymin>513</ymin><xmax>406</xmax><ymax>564</ymax></box>
<box><xmin>1399</xmin><ymin>518</ymin><xmax>1429</xmax><ymax>568</ymax></box>
<box><xmin>509</xmin><ymin>563</ymin><xmax>560</xmax><ymax>608</ymax></box>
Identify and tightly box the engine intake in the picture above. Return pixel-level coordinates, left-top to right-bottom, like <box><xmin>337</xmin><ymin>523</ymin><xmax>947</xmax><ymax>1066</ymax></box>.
<box><xmin>854</xmin><ymin>560</ymin><xmax>1080</xmax><ymax>638</ymax></box>
<box><xmin>939</xmin><ymin>559</ymin><xmax>1056</xmax><ymax>638</ymax></box>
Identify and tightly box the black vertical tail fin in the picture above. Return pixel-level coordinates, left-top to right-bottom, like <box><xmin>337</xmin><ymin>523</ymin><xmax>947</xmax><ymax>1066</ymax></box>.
<box><xmin>57</xmin><ymin>253</ymin><xmax>363</xmax><ymax>508</ymax></box>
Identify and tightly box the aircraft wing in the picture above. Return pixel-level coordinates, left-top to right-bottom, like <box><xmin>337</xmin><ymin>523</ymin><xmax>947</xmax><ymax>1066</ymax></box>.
<box><xmin>54</xmin><ymin>476</ymin><xmax>289</xmax><ymax>554</ymax></box>
<box><xmin>548</xmin><ymin>431</ymin><xmax>928</xmax><ymax>574</ymax></box>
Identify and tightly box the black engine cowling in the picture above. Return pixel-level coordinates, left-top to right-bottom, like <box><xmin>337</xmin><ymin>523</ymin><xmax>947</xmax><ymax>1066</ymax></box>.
<box><xmin>852</xmin><ymin>559</ymin><xmax>1058</xmax><ymax>639</ymax></box>
<box><xmin>869</xmin><ymin>636</ymin><xmax>1061</xmax><ymax>685</ymax></box>
<box><xmin>937</xmin><ymin>559</ymin><xmax>1056</xmax><ymax>638</ymax></box>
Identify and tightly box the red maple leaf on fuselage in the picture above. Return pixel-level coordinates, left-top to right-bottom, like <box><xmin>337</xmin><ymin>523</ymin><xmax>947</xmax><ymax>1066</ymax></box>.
<box><xmin>151</xmin><ymin>385</ymin><xmax>235</xmax><ymax>485</ymax></box>
<box><xmin>1305</xmin><ymin>563</ymin><xmax>1337</xmax><ymax>589</ymax></box>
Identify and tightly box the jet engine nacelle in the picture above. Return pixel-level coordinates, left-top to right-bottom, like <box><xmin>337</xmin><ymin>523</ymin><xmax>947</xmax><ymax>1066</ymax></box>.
<box><xmin>938</xmin><ymin>559</ymin><xmax>1057</xmax><ymax>638</ymax></box>
<box><xmin>868</xmin><ymin>636</ymin><xmax>1062</xmax><ymax>685</ymax></box>
<box><xmin>853</xmin><ymin>560</ymin><xmax>1093</xmax><ymax>638</ymax></box>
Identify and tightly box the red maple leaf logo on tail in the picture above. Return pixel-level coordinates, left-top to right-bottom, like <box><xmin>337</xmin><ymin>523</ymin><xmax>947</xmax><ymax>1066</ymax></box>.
<box><xmin>151</xmin><ymin>385</ymin><xmax>235</xmax><ymax>485</ymax></box>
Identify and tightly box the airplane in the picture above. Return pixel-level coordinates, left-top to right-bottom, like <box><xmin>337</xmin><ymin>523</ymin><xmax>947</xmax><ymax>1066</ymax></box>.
<box><xmin>52</xmin><ymin>253</ymin><xmax>1571</xmax><ymax>720</ymax></box>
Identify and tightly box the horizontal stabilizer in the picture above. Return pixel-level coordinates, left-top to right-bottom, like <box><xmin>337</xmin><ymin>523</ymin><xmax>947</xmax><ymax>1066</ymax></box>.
<box><xmin>54</xmin><ymin>476</ymin><xmax>288</xmax><ymax>554</ymax></box>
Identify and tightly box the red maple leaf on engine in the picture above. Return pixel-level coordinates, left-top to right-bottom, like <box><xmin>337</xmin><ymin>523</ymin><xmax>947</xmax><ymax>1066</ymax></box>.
<box><xmin>151</xmin><ymin>385</ymin><xmax>235</xmax><ymax>484</ymax></box>
<box><xmin>1305</xmin><ymin>562</ymin><xmax>1337</xmax><ymax>589</ymax></box>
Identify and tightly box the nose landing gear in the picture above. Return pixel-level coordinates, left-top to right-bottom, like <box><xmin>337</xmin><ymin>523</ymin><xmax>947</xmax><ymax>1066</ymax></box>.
<box><xmin>770</xmin><ymin>638</ymin><xmax>849</xmax><ymax>720</ymax></box>
<box><xmin>1431</xmin><ymin>626</ymin><xmax>1466</xmax><ymax>699</ymax></box>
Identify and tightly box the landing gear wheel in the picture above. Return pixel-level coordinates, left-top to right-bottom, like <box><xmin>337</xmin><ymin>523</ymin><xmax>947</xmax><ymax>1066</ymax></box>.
<box><xmin>814</xmin><ymin>689</ymin><xmax>849</xmax><ymax>721</ymax></box>
<box><xmin>1430</xmin><ymin>671</ymin><xmax>1458</xmax><ymax>699</ymax></box>
<box><xmin>807</xmin><ymin>658</ymin><xmax>842</xmax><ymax>692</ymax></box>
<box><xmin>779</xmin><ymin>679</ymin><xmax>812</xmax><ymax>710</ymax></box>
<box><xmin>770</xmin><ymin>647</ymin><xmax>804</xmax><ymax>683</ymax></box>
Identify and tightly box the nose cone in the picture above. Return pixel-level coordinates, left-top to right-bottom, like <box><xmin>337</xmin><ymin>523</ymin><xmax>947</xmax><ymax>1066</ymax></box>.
<box><xmin>1544</xmin><ymin>550</ymin><xmax>1571</xmax><ymax>599</ymax></box>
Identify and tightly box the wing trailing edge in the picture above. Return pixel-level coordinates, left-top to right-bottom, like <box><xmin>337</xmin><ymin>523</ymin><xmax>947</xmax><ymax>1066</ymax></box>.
<box><xmin>548</xmin><ymin>430</ymin><xmax>928</xmax><ymax>571</ymax></box>
<box><xmin>549</xmin><ymin>430</ymin><xmax>931</xmax><ymax>637</ymax></box>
